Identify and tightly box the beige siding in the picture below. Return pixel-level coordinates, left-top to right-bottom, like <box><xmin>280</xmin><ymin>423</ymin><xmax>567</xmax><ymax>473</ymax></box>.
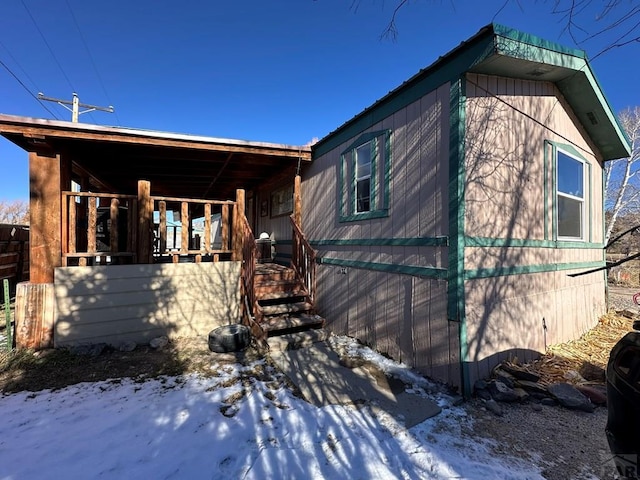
<box><xmin>462</xmin><ymin>73</ymin><xmax>607</xmax><ymax>385</ymax></box>
<box><xmin>305</xmin><ymin>82</ymin><xmax>450</xmax><ymax>244</ymax></box>
<box><xmin>317</xmin><ymin>263</ymin><xmax>459</xmax><ymax>385</ymax></box>
<box><xmin>306</xmin><ymin>81</ymin><xmax>458</xmax><ymax>385</ymax></box>
<box><xmin>464</xmin><ymin>268</ymin><xmax>605</xmax><ymax>383</ymax></box>
<box><xmin>465</xmin><ymin>73</ymin><xmax>603</xmax><ymax>241</ymax></box>
<box><xmin>54</xmin><ymin>262</ymin><xmax>241</xmax><ymax>346</ymax></box>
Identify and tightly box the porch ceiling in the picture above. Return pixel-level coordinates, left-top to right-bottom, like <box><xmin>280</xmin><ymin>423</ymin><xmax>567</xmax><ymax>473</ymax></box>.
<box><xmin>0</xmin><ymin>114</ymin><xmax>311</xmax><ymax>200</ymax></box>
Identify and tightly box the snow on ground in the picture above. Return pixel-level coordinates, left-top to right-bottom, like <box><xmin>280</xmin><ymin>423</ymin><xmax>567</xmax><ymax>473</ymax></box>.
<box><xmin>0</xmin><ymin>339</ymin><xmax>546</xmax><ymax>479</ymax></box>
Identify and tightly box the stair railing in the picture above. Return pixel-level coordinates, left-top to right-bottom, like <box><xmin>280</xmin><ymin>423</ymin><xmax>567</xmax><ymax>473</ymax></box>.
<box><xmin>238</xmin><ymin>214</ymin><xmax>262</xmax><ymax>326</ymax></box>
<box><xmin>290</xmin><ymin>215</ymin><xmax>316</xmax><ymax>305</ymax></box>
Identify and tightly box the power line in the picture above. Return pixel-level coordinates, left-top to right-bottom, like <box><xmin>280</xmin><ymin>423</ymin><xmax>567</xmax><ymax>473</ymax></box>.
<box><xmin>0</xmin><ymin>39</ymin><xmax>40</xmax><ymax>94</ymax></box>
<box><xmin>0</xmin><ymin>58</ymin><xmax>60</xmax><ymax>119</ymax></box>
<box><xmin>20</xmin><ymin>0</ymin><xmax>75</xmax><ymax>92</ymax></box>
<box><xmin>64</xmin><ymin>0</ymin><xmax>121</xmax><ymax>125</ymax></box>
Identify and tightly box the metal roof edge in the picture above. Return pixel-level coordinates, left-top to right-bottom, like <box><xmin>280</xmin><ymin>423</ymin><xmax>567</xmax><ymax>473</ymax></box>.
<box><xmin>0</xmin><ymin>113</ymin><xmax>312</xmax><ymax>155</ymax></box>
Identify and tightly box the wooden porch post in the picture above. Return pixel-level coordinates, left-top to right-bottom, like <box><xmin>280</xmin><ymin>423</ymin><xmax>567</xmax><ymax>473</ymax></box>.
<box><xmin>293</xmin><ymin>174</ymin><xmax>302</xmax><ymax>227</ymax></box>
<box><xmin>233</xmin><ymin>189</ymin><xmax>245</xmax><ymax>261</ymax></box>
<box><xmin>137</xmin><ymin>180</ymin><xmax>153</xmax><ymax>263</ymax></box>
<box><xmin>16</xmin><ymin>151</ymin><xmax>67</xmax><ymax>349</ymax></box>
<box><xmin>29</xmin><ymin>151</ymin><xmax>63</xmax><ymax>283</ymax></box>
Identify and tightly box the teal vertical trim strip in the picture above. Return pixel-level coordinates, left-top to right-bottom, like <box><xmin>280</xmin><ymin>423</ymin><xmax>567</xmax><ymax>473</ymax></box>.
<box><xmin>351</xmin><ymin>148</ymin><xmax>357</xmax><ymax>213</ymax></box>
<box><xmin>551</xmin><ymin>143</ymin><xmax>558</xmax><ymax>241</ymax></box>
<box><xmin>384</xmin><ymin>130</ymin><xmax>391</xmax><ymax>209</ymax></box>
<box><xmin>588</xmin><ymin>162</ymin><xmax>592</xmax><ymax>243</ymax></box>
<box><xmin>447</xmin><ymin>78</ymin><xmax>469</xmax><ymax>395</ymax></box>
<box><xmin>371</xmin><ymin>137</ymin><xmax>378</xmax><ymax>211</ymax></box>
<box><xmin>339</xmin><ymin>154</ymin><xmax>346</xmax><ymax>219</ymax></box>
<box><xmin>543</xmin><ymin>140</ymin><xmax>550</xmax><ymax>241</ymax></box>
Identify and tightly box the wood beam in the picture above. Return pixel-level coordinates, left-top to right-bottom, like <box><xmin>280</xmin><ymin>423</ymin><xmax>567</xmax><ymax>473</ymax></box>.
<box><xmin>28</xmin><ymin>151</ymin><xmax>62</xmax><ymax>283</ymax></box>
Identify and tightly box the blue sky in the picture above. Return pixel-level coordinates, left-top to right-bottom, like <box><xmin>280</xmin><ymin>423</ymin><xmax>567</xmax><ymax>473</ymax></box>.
<box><xmin>1</xmin><ymin>0</ymin><xmax>638</xmax><ymax>201</ymax></box>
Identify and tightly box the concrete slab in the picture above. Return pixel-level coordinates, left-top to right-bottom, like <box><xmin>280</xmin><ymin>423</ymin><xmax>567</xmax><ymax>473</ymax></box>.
<box><xmin>270</xmin><ymin>341</ymin><xmax>441</xmax><ymax>428</ymax></box>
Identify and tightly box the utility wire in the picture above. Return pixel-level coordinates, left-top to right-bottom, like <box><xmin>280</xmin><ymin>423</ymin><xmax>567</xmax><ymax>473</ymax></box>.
<box><xmin>0</xmin><ymin>58</ymin><xmax>60</xmax><ymax>119</ymax></box>
<box><xmin>64</xmin><ymin>0</ymin><xmax>121</xmax><ymax>125</ymax></box>
<box><xmin>20</xmin><ymin>0</ymin><xmax>75</xmax><ymax>92</ymax></box>
<box><xmin>20</xmin><ymin>0</ymin><xmax>98</xmax><ymax>122</ymax></box>
<box><xmin>0</xmin><ymin>39</ymin><xmax>40</xmax><ymax>94</ymax></box>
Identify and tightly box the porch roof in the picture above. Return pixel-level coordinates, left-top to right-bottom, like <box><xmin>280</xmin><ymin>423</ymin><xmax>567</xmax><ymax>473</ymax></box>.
<box><xmin>0</xmin><ymin>114</ymin><xmax>311</xmax><ymax>200</ymax></box>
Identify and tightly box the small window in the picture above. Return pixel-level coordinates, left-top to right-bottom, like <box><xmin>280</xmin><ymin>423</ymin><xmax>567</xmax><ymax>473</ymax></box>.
<box><xmin>556</xmin><ymin>150</ymin><xmax>584</xmax><ymax>240</ymax></box>
<box><xmin>338</xmin><ymin>130</ymin><xmax>390</xmax><ymax>222</ymax></box>
<box><xmin>355</xmin><ymin>142</ymin><xmax>372</xmax><ymax>212</ymax></box>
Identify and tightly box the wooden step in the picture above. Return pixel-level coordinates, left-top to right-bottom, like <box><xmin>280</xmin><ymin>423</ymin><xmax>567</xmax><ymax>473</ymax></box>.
<box><xmin>255</xmin><ymin>280</ymin><xmax>303</xmax><ymax>296</ymax></box>
<box><xmin>267</xmin><ymin>328</ymin><xmax>329</xmax><ymax>351</ymax></box>
<box><xmin>257</xmin><ymin>290</ymin><xmax>308</xmax><ymax>302</ymax></box>
<box><xmin>260</xmin><ymin>301</ymin><xmax>313</xmax><ymax>316</ymax></box>
<box><xmin>262</xmin><ymin>313</ymin><xmax>325</xmax><ymax>335</ymax></box>
<box><xmin>255</xmin><ymin>263</ymin><xmax>297</xmax><ymax>283</ymax></box>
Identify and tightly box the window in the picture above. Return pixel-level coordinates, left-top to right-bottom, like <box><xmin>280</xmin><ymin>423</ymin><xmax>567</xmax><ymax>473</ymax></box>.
<box><xmin>355</xmin><ymin>142</ymin><xmax>372</xmax><ymax>212</ymax></box>
<box><xmin>556</xmin><ymin>150</ymin><xmax>585</xmax><ymax>240</ymax></box>
<box><xmin>339</xmin><ymin>130</ymin><xmax>390</xmax><ymax>222</ymax></box>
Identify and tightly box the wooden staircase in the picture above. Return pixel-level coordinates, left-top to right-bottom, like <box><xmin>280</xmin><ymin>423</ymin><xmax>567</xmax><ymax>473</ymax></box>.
<box><xmin>254</xmin><ymin>263</ymin><xmax>325</xmax><ymax>337</ymax></box>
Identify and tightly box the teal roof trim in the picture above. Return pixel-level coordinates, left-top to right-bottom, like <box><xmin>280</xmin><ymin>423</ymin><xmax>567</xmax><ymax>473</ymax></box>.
<box><xmin>492</xmin><ymin>23</ymin><xmax>586</xmax><ymax>58</ymax></box>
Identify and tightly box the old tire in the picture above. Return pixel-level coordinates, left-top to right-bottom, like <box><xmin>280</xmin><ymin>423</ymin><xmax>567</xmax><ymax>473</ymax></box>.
<box><xmin>208</xmin><ymin>324</ymin><xmax>250</xmax><ymax>353</ymax></box>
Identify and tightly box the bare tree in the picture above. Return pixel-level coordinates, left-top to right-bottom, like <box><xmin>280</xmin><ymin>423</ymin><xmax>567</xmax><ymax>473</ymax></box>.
<box><xmin>357</xmin><ymin>0</ymin><xmax>640</xmax><ymax>52</ymax></box>
<box><xmin>605</xmin><ymin>107</ymin><xmax>640</xmax><ymax>243</ymax></box>
<box><xmin>0</xmin><ymin>199</ymin><xmax>29</xmax><ymax>225</ymax></box>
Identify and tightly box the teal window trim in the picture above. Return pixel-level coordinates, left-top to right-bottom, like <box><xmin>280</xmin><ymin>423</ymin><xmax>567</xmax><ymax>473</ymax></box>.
<box><xmin>317</xmin><ymin>256</ymin><xmax>447</xmax><ymax>280</ymax></box>
<box><xmin>546</xmin><ymin>140</ymin><xmax>592</xmax><ymax>243</ymax></box>
<box><xmin>309</xmin><ymin>236</ymin><xmax>449</xmax><ymax>247</ymax></box>
<box><xmin>464</xmin><ymin>260</ymin><xmax>605</xmax><ymax>280</ymax></box>
<box><xmin>465</xmin><ymin>236</ymin><xmax>604</xmax><ymax>249</ymax></box>
<box><xmin>339</xmin><ymin>130</ymin><xmax>391</xmax><ymax>223</ymax></box>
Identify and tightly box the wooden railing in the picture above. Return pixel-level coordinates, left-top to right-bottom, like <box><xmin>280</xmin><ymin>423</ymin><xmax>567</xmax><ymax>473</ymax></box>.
<box><xmin>61</xmin><ymin>189</ymin><xmax>237</xmax><ymax>266</ymax></box>
<box><xmin>62</xmin><ymin>192</ymin><xmax>137</xmax><ymax>266</ymax></box>
<box><xmin>238</xmin><ymin>213</ymin><xmax>262</xmax><ymax>326</ymax></box>
<box><xmin>151</xmin><ymin>195</ymin><xmax>234</xmax><ymax>263</ymax></box>
<box><xmin>290</xmin><ymin>215</ymin><xmax>316</xmax><ymax>304</ymax></box>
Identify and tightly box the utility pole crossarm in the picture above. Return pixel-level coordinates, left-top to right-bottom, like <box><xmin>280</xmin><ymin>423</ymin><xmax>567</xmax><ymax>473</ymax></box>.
<box><xmin>37</xmin><ymin>92</ymin><xmax>114</xmax><ymax>123</ymax></box>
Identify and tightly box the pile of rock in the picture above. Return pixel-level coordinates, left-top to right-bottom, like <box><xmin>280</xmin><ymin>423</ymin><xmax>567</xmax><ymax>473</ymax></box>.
<box><xmin>474</xmin><ymin>362</ymin><xmax>607</xmax><ymax>416</ymax></box>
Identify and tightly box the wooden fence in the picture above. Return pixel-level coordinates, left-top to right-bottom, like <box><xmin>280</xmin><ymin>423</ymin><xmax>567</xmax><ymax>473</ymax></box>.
<box><xmin>0</xmin><ymin>224</ymin><xmax>29</xmax><ymax>301</ymax></box>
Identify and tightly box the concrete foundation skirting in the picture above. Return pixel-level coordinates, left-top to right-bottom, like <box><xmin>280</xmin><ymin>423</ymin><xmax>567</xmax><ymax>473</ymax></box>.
<box><xmin>15</xmin><ymin>282</ymin><xmax>56</xmax><ymax>349</ymax></box>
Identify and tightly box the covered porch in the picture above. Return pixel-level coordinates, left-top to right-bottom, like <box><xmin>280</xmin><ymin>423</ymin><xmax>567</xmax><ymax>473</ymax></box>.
<box><xmin>0</xmin><ymin>114</ymin><xmax>316</xmax><ymax>350</ymax></box>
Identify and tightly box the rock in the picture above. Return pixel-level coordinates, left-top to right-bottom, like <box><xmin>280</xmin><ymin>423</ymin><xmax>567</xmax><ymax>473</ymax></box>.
<box><xmin>487</xmin><ymin>379</ymin><xmax>519</xmax><ymax>402</ymax></box>
<box><xmin>528</xmin><ymin>391</ymin><xmax>550</xmax><ymax>401</ymax></box>
<box><xmin>515</xmin><ymin>380</ymin><xmax>548</xmax><ymax>395</ymax></box>
<box><xmin>547</xmin><ymin>382</ymin><xmax>595</xmax><ymax>412</ymax></box>
<box><xmin>150</xmin><ymin>336</ymin><xmax>169</xmax><ymax>349</ymax></box>
<box><xmin>541</xmin><ymin>397</ymin><xmax>557</xmax><ymax>406</ymax></box>
<box><xmin>476</xmin><ymin>388</ymin><xmax>492</xmax><ymax>401</ymax></box>
<box><xmin>474</xmin><ymin>379</ymin><xmax>488</xmax><ymax>391</ymax></box>
<box><xmin>493</xmin><ymin>368</ymin><xmax>516</xmax><ymax>389</ymax></box>
<box><xmin>513</xmin><ymin>387</ymin><xmax>530</xmax><ymax>402</ymax></box>
<box><xmin>474</xmin><ymin>379</ymin><xmax>491</xmax><ymax>400</ymax></box>
<box><xmin>500</xmin><ymin>364</ymin><xmax>541</xmax><ymax>383</ymax></box>
<box><xmin>531</xmin><ymin>403</ymin><xmax>543</xmax><ymax>412</ymax></box>
<box><xmin>575</xmin><ymin>385</ymin><xmax>607</xmax><ymax>406</ymax></box>
<box><xmin>70</xmin><ymin>343</ymin><xmax>106</xmax><ymax>357</ymax></box>
<box><xmin>485</xmin><ymin>399</ymin><xmax>503</xmax><ymax>416</ymax></box>
<box><xmin>119</xmin><ymin>341</ymin><xmax>137</xmax><ymax>352</ymax></box>
<box><xmin>564</xmin><ymin>370</ymin><xmax>587</xmax><ymax>384</ymax></box>
<box><xmin>578</xmin><ymin>363</ymin><xmax>605</xmax><ymax>383</ymax></box>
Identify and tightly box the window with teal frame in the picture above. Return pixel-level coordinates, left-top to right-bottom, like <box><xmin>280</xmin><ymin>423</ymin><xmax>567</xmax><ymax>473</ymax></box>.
<box><xmin>339</xmin><ymin>130</ymin><xmax>391</xmax><ymax>222</ymax></box>
<box><xmin>546</xmin><ymin>140</ymin><xmax>592</xmax><ymax>242</ymax></box>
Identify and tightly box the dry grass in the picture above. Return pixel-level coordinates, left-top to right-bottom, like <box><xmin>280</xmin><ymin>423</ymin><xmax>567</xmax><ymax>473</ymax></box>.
<box><xmin>525</xmin><ymin>311</ymin><xmax>635</xmax><ymax>385</ymax></box>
